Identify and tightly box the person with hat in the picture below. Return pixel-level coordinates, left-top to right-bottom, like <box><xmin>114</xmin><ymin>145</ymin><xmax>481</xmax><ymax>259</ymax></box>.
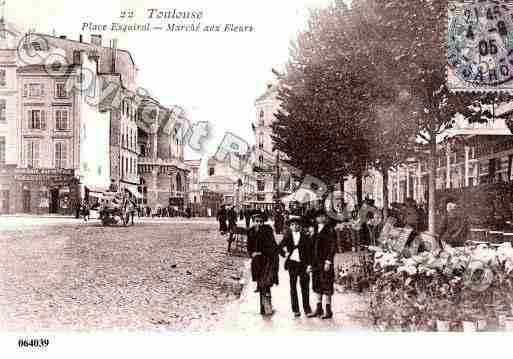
<box><xmin>278</xmin><ymin>216</ymin><xmax>313</xmax><ymax>317</ymax></box>
<box><xmin>217</xmin><ymin>204</ymin><xmax>228</xmax><ymax>235</ymax></box>
<box><xmin>308</xmin><ymin>209</ymin><xmax>337</xmax><ymax>319</ymax></box>
<box><xmin>247</xmin><ymin>212</ymin><xmax>280</xmax><ymax>316</ymax></box>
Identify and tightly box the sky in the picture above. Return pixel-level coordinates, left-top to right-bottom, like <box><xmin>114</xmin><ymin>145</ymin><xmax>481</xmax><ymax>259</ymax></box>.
<box><xmin>9</xmin><ymin>0</ymin><xmax>333</xmax><ymax>162</ymax></box>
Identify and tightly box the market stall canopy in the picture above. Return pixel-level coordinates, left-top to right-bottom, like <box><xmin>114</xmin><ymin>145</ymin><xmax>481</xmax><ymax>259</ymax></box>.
<box><xmin>281</xmin><ymin>188</ymin><xmax>319</xmax><ymax>204</ymax></box>
<box><xmin>123</xmin><ymin>184</ymin><xmax>143</xmax><ymax>199</ymax></box>
<box><xmin>85</xmin><ymin>185</ymin><xmax>109</xmax><ymax>194</ymax></box>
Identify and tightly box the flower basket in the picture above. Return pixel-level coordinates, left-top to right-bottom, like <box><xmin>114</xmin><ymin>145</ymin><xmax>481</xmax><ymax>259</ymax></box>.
<box><xmin>504</xmin><ymin>316</ymin><xmax>513</xmax><ymax>331</ymax></box>
<box><xmin>475</xmin><ymin>316</ymin><xmax>488</xmax><ymax>331</ymax></box>
<box><xmin>462</xmin><ymin>320</ymin><xmax>477</xmax><ymax>332</ymax></box>
<box><xmin>436</xmin><ymin>320</ymin><xmax>451</xmax><ymax>332</ymax></box>
<box><xmin>497</xmin><ymin>312</ymin><xmax>510</xmax><ymax>329</ymax></box>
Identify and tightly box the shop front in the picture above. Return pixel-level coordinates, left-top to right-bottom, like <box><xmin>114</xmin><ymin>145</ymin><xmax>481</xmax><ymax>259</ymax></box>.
<box><xmin>14</xmin><ymin>168</ymin><xmax>79</xmax><ymax>215</ymax></box>
<box><xmin>0</xmin><ymin>165</ymin><xmax>16</xmax><ymax>214</ymax></box>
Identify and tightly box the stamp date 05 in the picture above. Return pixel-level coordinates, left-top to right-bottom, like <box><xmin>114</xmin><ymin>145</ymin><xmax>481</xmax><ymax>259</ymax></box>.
<box><xmin>18</xmin><ymin>338</ymin><xmax>50</xmax><ymax>348</ymax></box>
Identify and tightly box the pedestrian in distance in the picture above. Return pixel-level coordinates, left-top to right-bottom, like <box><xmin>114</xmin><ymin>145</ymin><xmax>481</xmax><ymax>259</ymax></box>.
<box><xmin>247</xmin><ymin>213</ymin><xmax>280</xmax><ymax>316</ymax></box>
<box><xmin>227</xmin><ymin>205</ymin><xmax>238</xmax><ymax>252</ymax></box>
<box><xmin>217</xmin><ymin>204</ymin><xmax>228</xmax><ymax>235</ymax></box>
<box><xmin>279</xmin><ymin>216</ymin><xmax>313</xmax><ymax>317</ymax></box>
<box><xmin>308</xmin><ymin>210</ymin><xmax>337</xmax><ymax>319</ymax></box>
<box><xmin>245</xmin><ymin>209</ymin><xmax>252</xmax><ymax>228</ymax></box>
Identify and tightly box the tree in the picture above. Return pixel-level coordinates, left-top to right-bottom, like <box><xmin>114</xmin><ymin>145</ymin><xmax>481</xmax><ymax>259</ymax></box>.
<box><xmin>272</xmin><ymin>3</ymin><xmax>384</xmax><ymax>200</ymax></box>
<box><xmin>365</xmin><ymin>0</ymin><xmax>507</xmax><ymax>233</ymax></box>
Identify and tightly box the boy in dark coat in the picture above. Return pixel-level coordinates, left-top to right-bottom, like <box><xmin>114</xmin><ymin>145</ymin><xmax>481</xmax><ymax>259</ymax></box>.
<box><xmin>247</xmin><ymin>213</ymin><xmax>280</xmax><ymax>316</ymax></box>
<box><xmin>308</xmin><ymin>210</ymin><xmax>337</xmax><ymax>319</ymax></box>
<box><xmin>279</xmin><ymin>216</ymin><xmax>313</xmax><ymax>317</ymax></box>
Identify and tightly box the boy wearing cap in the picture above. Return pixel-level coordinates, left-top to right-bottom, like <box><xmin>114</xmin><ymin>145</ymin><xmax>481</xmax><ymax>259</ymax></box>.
<box><xmin>308</xmin><ymin>210</ymin><xmax>337</xmax><ymax>319</ymax></box>
<box><xmin>279</xmin><ymin>216</ymin><xmax>313</xmax><ymax>317</ymax></box>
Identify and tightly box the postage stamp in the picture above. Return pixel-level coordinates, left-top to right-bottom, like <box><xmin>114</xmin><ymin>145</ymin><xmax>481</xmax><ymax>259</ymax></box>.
<box><xmin>447</xmin><ymin>0</ymin><xmax>513</xmax><ymax>92</ymax></box>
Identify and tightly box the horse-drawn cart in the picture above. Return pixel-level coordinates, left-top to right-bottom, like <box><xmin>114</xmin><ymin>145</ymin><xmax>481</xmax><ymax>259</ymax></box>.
<box><xmin>87</xmin><ymin>191</ymin><xmax>134</xmax><ymax>226</ymax></box>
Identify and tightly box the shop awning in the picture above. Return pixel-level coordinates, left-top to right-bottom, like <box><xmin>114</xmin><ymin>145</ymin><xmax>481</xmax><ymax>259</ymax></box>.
<box><xmin>281</xmin><ymin>188</ymin><xmax>319</xmax><ymax>204</ymax></box>
<box><xmin>85</xmin><ymin>185</ymin><xmax>109</xmax><ymax>194</ymax></box>
<box><xmin>122</xmin><ymin>183</ymin><xmax>143</xmax><ymax>199</ymax></box>
<box><xmin>128</xmin><ymin>189</ymin><xmax>143</xmax><ymax>199</ymax></box>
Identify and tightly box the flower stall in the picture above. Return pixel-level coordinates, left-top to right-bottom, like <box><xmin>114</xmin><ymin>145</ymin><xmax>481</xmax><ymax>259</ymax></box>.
<box><xmin>369</xmin><ymin>242</ymin><xmax>513</xmax><ymax>331</ymax></box>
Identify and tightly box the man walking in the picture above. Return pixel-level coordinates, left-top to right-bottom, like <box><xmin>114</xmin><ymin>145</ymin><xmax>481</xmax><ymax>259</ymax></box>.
<box><xmin>247</xmin><ymin>213</ymin><xmax>280</xmax><ymax>316</ymax></box>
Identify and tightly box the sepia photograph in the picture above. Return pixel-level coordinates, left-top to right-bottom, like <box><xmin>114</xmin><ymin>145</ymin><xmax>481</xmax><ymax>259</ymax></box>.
<box><xmin>1</xmin><ymin>0</ymin><xmax>513</xmax><ymax>357</ymax></box>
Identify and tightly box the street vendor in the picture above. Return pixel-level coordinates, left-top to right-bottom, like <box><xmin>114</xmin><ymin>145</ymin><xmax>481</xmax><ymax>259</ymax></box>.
<box><xmin>438</xmin><ymin>200</ymin><xmax>470</xmax><ymax>248</ymax></box>
<box><xmin>247</xmin><ymin>212</ymin><xmax>280</xmax><ymax>316</ymax></box>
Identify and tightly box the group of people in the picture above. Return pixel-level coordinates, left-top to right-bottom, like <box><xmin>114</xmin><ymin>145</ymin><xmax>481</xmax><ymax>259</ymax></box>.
<box><xmin>246</xmin><ymin>210</ymin><xmax>336</xmax><ymax>319</ymax></box>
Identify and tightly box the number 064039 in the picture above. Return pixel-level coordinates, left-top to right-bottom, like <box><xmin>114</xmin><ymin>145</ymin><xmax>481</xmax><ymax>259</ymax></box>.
<box><xmin>18</xmin><ymin>338</ymin><xmax>49</xmax><ymax>348</ymax></box>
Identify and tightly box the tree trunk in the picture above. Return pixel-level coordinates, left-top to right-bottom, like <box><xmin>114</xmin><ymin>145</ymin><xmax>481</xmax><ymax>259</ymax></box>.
<box><xmin>382</xmin><ymin>166</ymin><xmax>389</xmax><ymax>220</ymax></box>
<box><xmin>356</xmin><ymin>172</ymin><xmax>363</xmax><ymax>206</ymax></box>
<box><xmin>428</xmin><ymin>139</ymin><xmax>437</xmax><ymax>235</ymax></box>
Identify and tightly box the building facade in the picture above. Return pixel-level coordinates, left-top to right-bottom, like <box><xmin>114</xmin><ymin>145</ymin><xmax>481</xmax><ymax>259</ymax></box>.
<box><xmin>0</xmin><ymin>23</ymin><xmax>191</xmax><ymax>214</ymax></box>
<box><xmin>137</xmin><ymin>99</ymin><xmax>189</xmax><ymax>210</ymax></box>
<box><xmin>252</xmin><ymin>83</ymin><xmax>297</xmax><ymax>207</ymax></box>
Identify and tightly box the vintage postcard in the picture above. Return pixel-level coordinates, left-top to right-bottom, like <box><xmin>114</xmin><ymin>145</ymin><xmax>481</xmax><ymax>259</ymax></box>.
<box><xmin>0</xmin><ymin>0</ymin><xmax>512</xmax><ymax>357</ymax></box>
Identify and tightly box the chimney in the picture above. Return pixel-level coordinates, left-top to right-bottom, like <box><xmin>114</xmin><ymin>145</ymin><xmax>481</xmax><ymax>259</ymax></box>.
<box><xmin>79</xmin><ymin>34</ymin><xmax>83</xmax><ymax>43</ymax></box>
<box><xmin>90</xmin><ymin>34</ymin><xmax>102</xmax><ymax>46</ymax></box>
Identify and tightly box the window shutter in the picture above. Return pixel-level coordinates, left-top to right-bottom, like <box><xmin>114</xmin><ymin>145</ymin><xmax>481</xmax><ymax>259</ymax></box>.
<box><xmin>41</xmin><ymin>110</ymin><xmax>46</xmax><ymax>129</ymax></box>
<box><xmin>34</xmin><ymin>141</ymin><xmax>39</xmax><ymax>168</ymax></box>
<box><xmin>23</xmin><ymin>84</ymin><xmax>28</xmax><ymax>97</ymax></box>
<box><xmin>54</xmin><ymin>142</ymin><xmax>59</xmax><ymax>167</ymax></box>
<box><xmin>63</xmin><ymin>110</ymin><xmax>68</xmax><ymax>130</ymax></box>
<box><xmin>27</xmin><ymin>110</ymin><xmax>31</xmax><ymax>129</ymax></box>
<box><xmin>24</xmin><ymin>141</ymin><xmax>28</xmax><ymax>167</ymax></box>
<box><xmin>63</xmin><ymin>142</ymin><xmax>67</xmax><ymax>168</ymax></box>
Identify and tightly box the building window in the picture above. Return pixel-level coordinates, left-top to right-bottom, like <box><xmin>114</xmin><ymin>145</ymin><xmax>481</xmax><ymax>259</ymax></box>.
<box><xmin>259</xmin><ymin>155</ymin><xmax>264</xmax><ymax>165</ymax></box>
<box><xmin>55</xmin><ymin>141</ymin><xmax>67</xmax><ymax>168</ymax></box>
<box><xmin>209</xmin><ymin>167</ymin><xmax>215</xmax><ymax>176</ymax></box>
<box><xmin>55</xmin><ymin>82</ymin><xmax>69</xmax><ymax>98</ymax></box>
<box><xmin>26</xmin><ymin>83</ymin><xmax>44</xmax><ymax>97</ymax></box>
<box><xmin>259</xmin><ymin>134</ymin><xmax>264</xmax><ymax>149</ymax></box>
<box><xmin>28</xmin><ymin>109</ymin><xmax>46</xmax><ymax>130</ymax></box>
<box><xmin>0</xmin><ymin>99</ymin><xmax>5</xmax><ymax>122</ymax></box>
<box><xmin>0</xmin><ymin>137</ymin><xmax>5</xmax><ymax>164</ymax></box>
<box><xmin>176</xmin><ymin>173</ymin><xmax>182</xmax><ymax>192</ymax></box>
<box><xmin>25</xmin><ymin>140</ymin><xmax>40</xmax><ymax>168</ymax></box>
<box><xmin>0</xmin><ymin>70</ymin><xmax>5</xmax><ymax>87</ymax></box>
<box><xmin>55</xmin><ymin>109</ymin><xmax>68</xmax><ymax>130</ymax></box>
<box><xmin>257</xmin><ymin>179</ymin><xmax>265</xmax><ymax>192</ymax></box>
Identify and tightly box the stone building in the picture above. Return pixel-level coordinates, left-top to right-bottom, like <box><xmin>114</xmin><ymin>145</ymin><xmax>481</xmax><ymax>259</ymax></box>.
<box><xmin>137</xmin><ymin>99</ymin><xmax>189</xmax><ymax>210</ymax></box>
<box><xmin>0</xmin><ymin>22</ymin><xmax>191</xmax><ymax>214</ymax></box>
<box><xmin>0</xmin><ymin>18</ymin><xmax>22</xmax><ymax>213</ymax></box>
<box><xmin>252</xmin><ymin>83</ymin><xmax>298</xmax><ymax>208</ymax></box>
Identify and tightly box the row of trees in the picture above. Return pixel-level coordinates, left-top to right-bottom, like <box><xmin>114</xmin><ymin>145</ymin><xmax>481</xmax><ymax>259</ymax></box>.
<box><xmin>272</xmin><ymin>0</ymin><xmax>503</xmax><ymax>233</ymax></box>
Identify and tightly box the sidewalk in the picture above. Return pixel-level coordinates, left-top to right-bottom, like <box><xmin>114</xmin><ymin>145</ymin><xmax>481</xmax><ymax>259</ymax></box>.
<box><xmin>217</xmin><ymin>236</ymin><xmax>372</xmax><ymax>333</ymax></box>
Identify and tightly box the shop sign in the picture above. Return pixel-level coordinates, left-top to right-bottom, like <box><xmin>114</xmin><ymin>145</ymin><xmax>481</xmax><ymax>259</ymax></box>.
<box><xmin>14</xmin><ymin>168</ymin><xmax>75</xmax><ymax>184</ymax></box>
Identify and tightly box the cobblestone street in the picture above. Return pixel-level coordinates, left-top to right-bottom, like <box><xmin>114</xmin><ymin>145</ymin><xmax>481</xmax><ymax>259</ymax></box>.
<box><xmin>0</xmin><ymin>217</ymin><xmax>245</xmax><ymax>331</ymax></box>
